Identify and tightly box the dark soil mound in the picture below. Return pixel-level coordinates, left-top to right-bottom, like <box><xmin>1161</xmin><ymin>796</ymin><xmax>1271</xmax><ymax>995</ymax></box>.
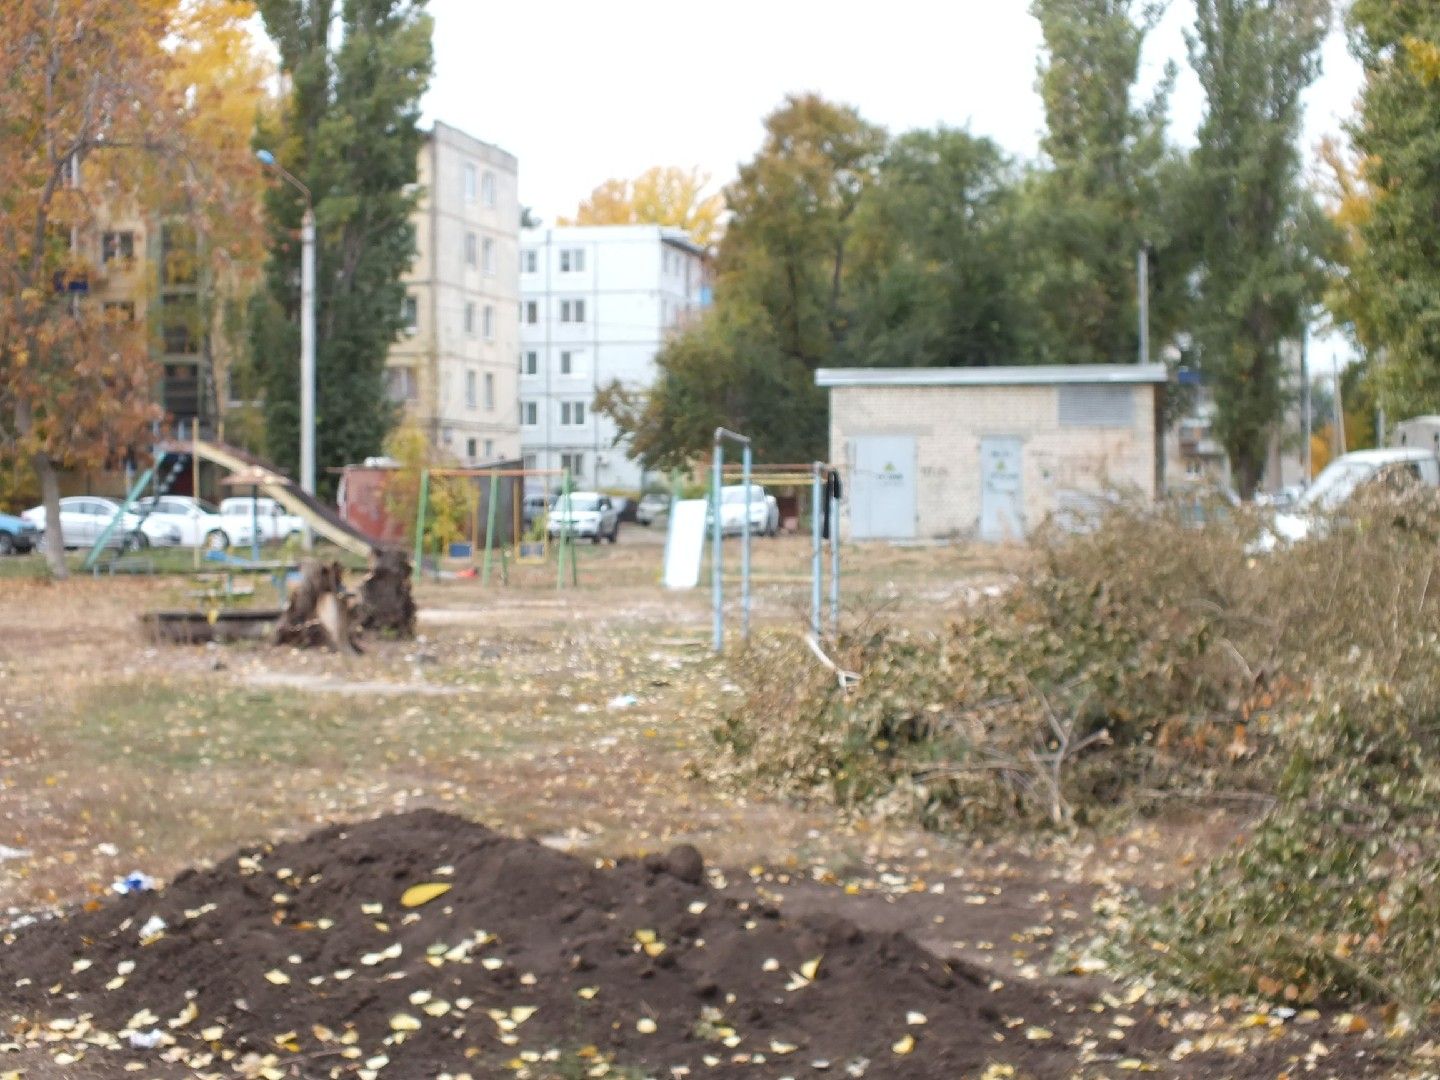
<box><xmin>0</xmin><ymin>811</ymin><xmax>1123</xmax><ymax>1078</ymax></box>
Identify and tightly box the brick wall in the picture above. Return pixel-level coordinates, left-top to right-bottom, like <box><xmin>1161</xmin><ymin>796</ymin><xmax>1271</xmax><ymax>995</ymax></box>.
<box><xmin>828</xmin><ymin>383</ymin><xmax>1159</xmax><ymax>539</ymax></box>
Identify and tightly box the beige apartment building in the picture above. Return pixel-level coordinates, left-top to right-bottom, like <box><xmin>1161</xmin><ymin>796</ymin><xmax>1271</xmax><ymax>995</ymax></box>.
<box><xmin>388</xmin><ymin>121</ymin><xmax>521</xmax><ymax>465</ymax></box>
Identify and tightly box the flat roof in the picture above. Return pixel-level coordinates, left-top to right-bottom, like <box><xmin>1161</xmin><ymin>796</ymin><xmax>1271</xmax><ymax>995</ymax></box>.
<box><xmin>815</xmin><ymin>364</ymin><xmax>1169</xmax><ymax>388</ymax></box>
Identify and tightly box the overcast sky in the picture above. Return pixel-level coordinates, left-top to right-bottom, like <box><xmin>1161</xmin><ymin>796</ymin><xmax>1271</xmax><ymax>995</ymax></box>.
<box><xmin>422</xmin><ymin>0</ymin><xmax>1363</xmax><ymax>224</ymax></box>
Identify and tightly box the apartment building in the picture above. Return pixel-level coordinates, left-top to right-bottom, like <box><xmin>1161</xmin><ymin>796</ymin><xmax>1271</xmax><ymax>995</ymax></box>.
<box><xmin>518</xmin><ymin>224</ymin><xmax>708</xmax><ymax>491</ymax></box>
<box><xmin>389</xmin><ymin>121</ymin><xmax>521</xmax><ymax>465</ymax></box>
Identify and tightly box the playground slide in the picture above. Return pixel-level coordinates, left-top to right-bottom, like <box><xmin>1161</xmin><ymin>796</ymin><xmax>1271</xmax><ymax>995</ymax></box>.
<box><xmin>175</xmin><ymin>439</ymin><xmax>382</xmax><ymax>558</ymax></box>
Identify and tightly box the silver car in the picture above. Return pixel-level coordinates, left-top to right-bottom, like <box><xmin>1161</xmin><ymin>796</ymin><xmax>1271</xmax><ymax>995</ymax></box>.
<box><xmin>20</xmin><ymin>497</ymin><xmax>165</xmax><ymax>550</ymax></box>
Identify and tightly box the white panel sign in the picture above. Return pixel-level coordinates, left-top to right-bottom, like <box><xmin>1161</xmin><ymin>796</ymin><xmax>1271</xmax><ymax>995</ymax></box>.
<box><xmin>663</xmin><ymin>499</ymin><xmax>708</xmax><ymax>589</ymax></box>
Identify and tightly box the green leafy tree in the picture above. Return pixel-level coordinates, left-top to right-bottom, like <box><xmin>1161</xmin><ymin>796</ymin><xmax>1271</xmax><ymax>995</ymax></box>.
<box><xmin>1024</xmin><ymin>0</ymin><xmax>1187</xmax><ymax>365</ymax></box>
<box><xmin>1187</xmin><ymin>0</ymin><xmax>1330</xmax><ymax>496</ymax></box>
<box><xmin>596</xmin><ymin>94</ymin><xmax>886</xmax><ymax>467</ymax></box>
<box><xmin>1332</xmin><ymin>4</ymin><xmax>1440</xmax><ymax>415</ymax></box>
<box><xmin>249</xmin><ymin>0</ymin><xmax>433</xmax><ymax>496</ymax></box>
<box><xmin>844</xmin><ymin>129</ymin><xmax>1036</xmax><ymax>367</ymax></box>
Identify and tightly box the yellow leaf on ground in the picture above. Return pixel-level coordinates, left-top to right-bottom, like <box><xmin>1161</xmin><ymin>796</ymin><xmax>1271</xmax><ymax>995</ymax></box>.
<box><xmin>400</xmin><ymin>883</ymin><xmax>452</xmax><ymax>908</ymax></box>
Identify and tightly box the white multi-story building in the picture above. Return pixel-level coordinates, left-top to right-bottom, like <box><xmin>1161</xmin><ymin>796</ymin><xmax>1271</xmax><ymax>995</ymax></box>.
<box><xmin>518</xmin><ymin>224</ymin><xmax>708</xmax><ymax>491</ymax></box>
<box><xmin>388</xmin><ymin>121</ymin><xmax>520</xmax><ymax>464</ymax></box>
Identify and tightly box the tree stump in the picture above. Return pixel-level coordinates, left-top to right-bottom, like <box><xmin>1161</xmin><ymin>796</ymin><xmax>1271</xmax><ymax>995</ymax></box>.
<box><xmin>357</xmin><ymin>548</ymin><xmax>416</xmax><ymax>637</ymax></box>
<box><xmin>274</xmin><ymin>559</ymin><xmax>360</xmax><ymax>653</ymax></box>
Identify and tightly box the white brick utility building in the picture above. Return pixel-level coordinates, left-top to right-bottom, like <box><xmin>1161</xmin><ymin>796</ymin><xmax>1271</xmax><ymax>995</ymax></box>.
<box><xmin>519</xmin><ymin>224</ymin><xmax>708</xmax><ymax>491</ymax></box>
<box><xmin>389</xmin><ymin>121</ymin><xmax>521</xmax><ymax>465</ymax></box>
<box><xmin>817</xmin><ymin>365</ymin><xmax>1168</xmax><ymax>541</ymax></box>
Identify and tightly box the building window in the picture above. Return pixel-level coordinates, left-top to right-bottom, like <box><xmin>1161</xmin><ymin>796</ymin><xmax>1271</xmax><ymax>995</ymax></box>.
<box><xmin>522</xmin><ymin>249</ymin><xmax>537</xmax><ymax>273</ymax></box>
<box><xmin>522</xmin><ymin>453</ymin><xmax>537</xmax><ymax>471</ymax></box>
<box><xmin>524</xmin><ymin>300</ymin><xmax>538</xmax><ymax>324</ymax></box>
<box><xmin>560</xmin><ymin>350</ymin><xmax>573</xmax><ymax>375</ymax></box>
<box><xmin>483</xmin><ymin>304</ymin><xmax>494</xmax><ymax>341</ymax></box>
<box><xmin>561</xmin><ymin>452</ymin><xmax>584</xmax><ymax>477</ymax></box>
<box><xmin>484</xmin><ymin>439</ymin><xmax>494</xmax><ymax>458</ymax></box>
<box><xmin>160</xmin><ymin>223</ymin><xmax>198</xmax><ymax>285</ymax></box>
<box><xmin>521</xmin><ymin>350</ymin><xmax>537</xmax><ymax>375</ymax></box>
<box><xmin>464</xmin><ymin>232</ymin><xmax>477</xmax><ymax>267</ymax></box>
<box><xmin>160</xmin><ymin>293</ymin><xmax>200</xmax><ymax>354</ymax></box>
<box><xmin>560</xmin><ymin>299</ymin><xmax>585</xmax><ymax>324</ymax></box>
<box><xmin>481</xmin><ymin>171</ymin><xmax>496</xmax><ymax>208</ymax></box>
<box><xmin>482</xmin><ymin>237</ymin><xmax>495</xmax><ymax>275</ymax></box>
<box><xmin>387</xmin><ymin>366</ymin><xmax>418</xmax><ymax>402</ymax></box>
<box><xmin>463</xmin><ymin>163</ymin><xmax>477</xmax><ymax>203</ymax></box>
<box><xmin>560</xmin><ymin>401</ymin><xmax>586</xmax><ymax>426</ymax></box>
<box><xmin>466</xmin><ymin>437</ymin><xmax>477</xmax><ymax>459</ymax></box>
<box><xmin>484</xmin><ymin>372</ymin><xmax>495</xmax><ymax>410</ymax></box>
<box><xmin>402</xmin><ymin>295</ymin><xmax>418</xmax><ymax>333</ymax></box>
<box><xmin>102</xmin><ymin>231</ymin><xmax>134</xmax><ymax>264</ymax></box>
<box><xmin>464</xmin><ymin>302</ymin><xmax>476</xmax><ymax>335</ymax></box>
<box><xmin>560</xmin><ymin>248</ymin><xmax>585</xmax><ymax>273</ymax></box>
<box><xmin>520</xmin><ymin>400</ymin><xmax>537</xmax><ymax>425</ymax></box>
<box><xmin>103</xmin><ymin>300</ymin><xmax>136</xmax><ymax>322</ymax></box>
<box><xmin>465</xmin><ymin>369</ymin><xmax>477</xmax><ymax>409</ymax></box>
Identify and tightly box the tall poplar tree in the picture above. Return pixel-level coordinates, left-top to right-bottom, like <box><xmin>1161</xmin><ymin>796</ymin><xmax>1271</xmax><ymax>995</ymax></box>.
<box><xmin>1335</xmin><ymin>3</ymin><xmax>1440</xmax><ymax>415</ymax></box>
<box><xmin>250</xmin><ymin>0</ymin><xmax>432</xmax><ymax>492</ymax></box>
<box><xmin>1187</xmin><ymin>0</ymin><xmax>1329</xmax><ymax>496</ymax></box>
<box><xmin>1025</xmin><ymin>0</ymin><xmax>1184</xmax><ymax>366</ymax></box>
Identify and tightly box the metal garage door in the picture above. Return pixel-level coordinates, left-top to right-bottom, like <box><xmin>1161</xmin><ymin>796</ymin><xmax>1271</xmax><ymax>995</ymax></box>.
<box><xmin>849</xmin><ymin>435</ymin><xmax>917</xmax><ymax>540</ymax></box>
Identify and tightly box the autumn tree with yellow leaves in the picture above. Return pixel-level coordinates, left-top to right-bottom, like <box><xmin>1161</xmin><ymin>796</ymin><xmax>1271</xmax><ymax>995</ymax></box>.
<box><xmin>561</xmin><ymin>166</ymin><xmax>725</xmax><ymax>248</ymax></box>
<box><xmin>0</xmin><ymin>0</ymin><xmax>266</xmax><ymax>576</ymax></box>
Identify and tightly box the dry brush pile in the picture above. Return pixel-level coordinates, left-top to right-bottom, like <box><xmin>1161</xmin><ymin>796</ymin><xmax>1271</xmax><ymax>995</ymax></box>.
<box><xmin>705</xmin><ymin>488</ymin><xmax>1440</xmax><ymax>1010</ymax></box>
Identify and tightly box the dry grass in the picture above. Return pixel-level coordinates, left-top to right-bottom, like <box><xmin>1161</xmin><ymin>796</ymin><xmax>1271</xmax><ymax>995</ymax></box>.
<box><xmin>0</xmin><ymin>536</ymin><xmax>1029</xmax><ymax>911</ymax></box>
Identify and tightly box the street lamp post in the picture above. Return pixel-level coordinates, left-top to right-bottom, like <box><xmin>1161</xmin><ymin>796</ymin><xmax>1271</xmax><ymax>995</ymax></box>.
<box><xmin>256</xmin><ymin>149</ymin><xmax>316</xmax><ymax>550</ymax></box>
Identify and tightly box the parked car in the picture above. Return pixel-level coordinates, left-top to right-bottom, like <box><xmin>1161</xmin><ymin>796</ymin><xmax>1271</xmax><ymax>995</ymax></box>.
<box><xmin>712</xmin><ymin>484</ymin><xmax>780</xmax><ymax>536</ymax></box>
<box><xmin>218</xmin><ymin>496</ymin><xmax>303</xmax><ymax>543</ymax></box>
<box><xmin>1252</xmin><ymin>448</ymin><xmax>1440</xmax><ymax>552</ymax></box>
<box><xmin>635</xmin><ymin>492</ymin><xmax>670</xmax><ymax>526</ymax></box>
<box><xmin>20</xmin><ymin>497</ymin><xmax>161</xmax><ymax>551</ymax></box>
<box><xmin>0</xmin><ymin>512</ymin><xmax>39</xmax><ymax>555</ymax></box>
<box><xmin>547</xmin><ymin>491</ymin><xmax>620</xmax><ymax>543</ymax></box>
<box><xmin>136</xmin><ymin>495</ymin><xmax>253</xmax><ymax>551</ymax></box>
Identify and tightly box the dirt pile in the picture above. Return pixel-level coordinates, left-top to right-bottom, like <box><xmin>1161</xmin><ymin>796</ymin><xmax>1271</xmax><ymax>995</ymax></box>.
<box><xmin>1</xmin><ymin>810</ymin><xmax>1128</xmax><ymax>1078</ymax></box>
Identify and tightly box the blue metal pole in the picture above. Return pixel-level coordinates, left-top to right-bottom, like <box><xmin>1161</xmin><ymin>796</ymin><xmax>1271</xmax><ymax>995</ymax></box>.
<box><xmin>741</xmin><ymin>445</ymin><xmax>752</xmax><ymax>642</ymax></box>
<box><xmin>712</xmin><ymin>445</ymin><xmax>724</xmax><ymax>653</ymax></box>
<box><xmin>811</xmin><ymin>462</ymin><xmax>822</xmax><ymax>638</ymax></box>
<box><xmin>829</xmin><ymin>476</ymin><xmax>840</xmax><ymax>638</ymax></box>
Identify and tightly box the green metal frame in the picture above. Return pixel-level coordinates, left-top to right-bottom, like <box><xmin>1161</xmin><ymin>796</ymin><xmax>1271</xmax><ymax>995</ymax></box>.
<box><xmin>81</xmin><ymin>466</ymin><xmax>155</xmax><ymax>572</ymax></box>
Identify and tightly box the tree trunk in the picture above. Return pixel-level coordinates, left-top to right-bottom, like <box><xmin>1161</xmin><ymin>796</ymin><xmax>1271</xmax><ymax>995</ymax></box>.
<box><xmin>34</xmin><ymin>452</ymin><xmax>67</xmax><ymax>579</ymax></box>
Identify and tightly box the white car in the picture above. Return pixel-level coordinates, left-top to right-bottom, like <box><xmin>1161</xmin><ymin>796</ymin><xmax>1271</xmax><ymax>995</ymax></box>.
<box><xmin>136</xmin><ymin>495</ymin><xmax>253</xmax><ymax>551</ymax></box>
<box><xmin>20</xmin><ymin>496</ymin><xmax>168</xmax><ymax>551</ymax></box>
<box><xmin>218</xmin><ymin>496</ymin><xmax>303</xmax><ymax>543</ymax></box>
<box><xmin>713</xmin><ymin>484</ymin><xmax>780</xmax><ymax>536</ymax></box>
<box><xmin>547</xmin><ymin>491</ymin><xmax>620</xmax><ymax>543</ymax></box>
<box><xmin>1253</xmin><ymin>448</ymin><xmax>1440</xmax><ymax>552</ymax></box>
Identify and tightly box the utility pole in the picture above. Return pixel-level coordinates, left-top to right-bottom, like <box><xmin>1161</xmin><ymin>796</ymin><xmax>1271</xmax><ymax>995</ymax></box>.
<box><xmin>1137</xmin><ymin>244</ymin><xmax>1150</xmax><ymax>366</ymax></box>
<box><xmin>1300</xmin><ymin>323</ymin><xmax>1311</xmax><ymax>482</ymax></box>
<box><xmin>257</xmin><ymin>149</ymin><xmax>316</xmax><ymax>549</ymax></box>
<box><xmin>1333</xmin><ymin>355</ymin><xmax>1346</xmax><ymax>458</ymax></box>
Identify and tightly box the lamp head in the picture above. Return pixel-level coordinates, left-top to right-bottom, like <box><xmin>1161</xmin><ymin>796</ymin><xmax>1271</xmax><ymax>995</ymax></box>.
<box><xmin>255</xmin><ymin>149</ymin><xmax>276</xmax><ymax>166</ymax></box>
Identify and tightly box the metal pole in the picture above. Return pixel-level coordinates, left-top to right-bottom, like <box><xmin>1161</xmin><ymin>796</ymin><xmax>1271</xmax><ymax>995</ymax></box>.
<box><xmin>1137</xmin><ymin>244</ymin><xmax>1150</xmax><ymax>367</ymax></box>
<box><xmin>1301</xmin><ymin>323</ymin><xmax>1311</xmax><ymax>480</ymax></box>
<box><xmin>829</xmin><ymin>474</ymin><xmax>840</xmax><ymax>639</ymax></box>
<box><xmin>557</xmin><ymin>468</ymin><xmax>572</xmax><ymax>590</ymax></box>
<box><xmin>251</xmin><ymin>485</ymin><xmax>260</xmax><ymax>561</ymax></box>
<box><xmin>411</xmin><ymin>469</ymin><xmax>429</xmax><ymax>583</ymax></box>
<box><xmin>811</xmin><ymin>462</ymin><xmax>822</xmax><ymax>639</ymax></box>
<box><xmin>481</xmin><ymin>472</ymin><xmax>499</xmax><ymax>585</ymax></box>
<box><xmin>712</xmin><ymin>445</ymin><xmax>724</xmax><ymax>653</ymax></box>
<box><xmin>741</xmin><ymin>445</ymin><xmax>752</xmax><ymax>642</ymax></box>
<box><xmin>300</xmin><ymin>206</ymin><xmax>316</xmax><ymax>551</ymax></box>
